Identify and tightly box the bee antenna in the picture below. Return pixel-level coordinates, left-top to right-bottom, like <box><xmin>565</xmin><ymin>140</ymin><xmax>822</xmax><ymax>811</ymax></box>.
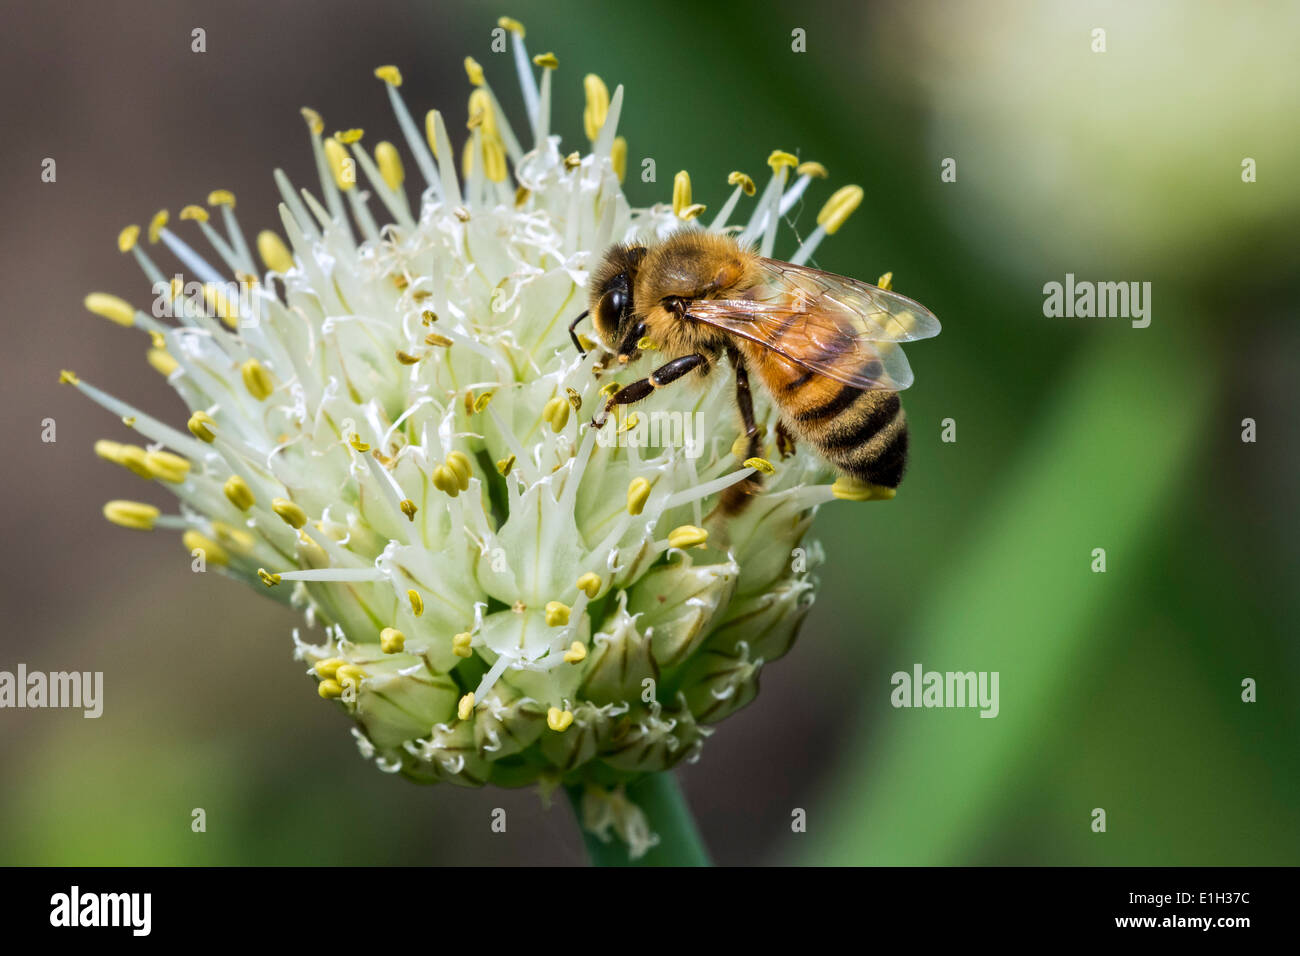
<box><xmin>568</xmin><ymin>310</ymin><xmax>590</xmax><ymax>353</ymax></box>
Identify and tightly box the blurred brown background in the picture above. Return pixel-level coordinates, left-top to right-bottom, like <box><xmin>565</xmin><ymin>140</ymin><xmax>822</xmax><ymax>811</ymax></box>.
<box><xmin>3</xmin><ymin>0</ymin><xmax>1298</xmax><ymax>865</ymax></box>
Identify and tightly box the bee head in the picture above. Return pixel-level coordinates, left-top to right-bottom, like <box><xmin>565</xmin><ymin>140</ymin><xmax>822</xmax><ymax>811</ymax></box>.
<box><xmin>588</xmin><ymin>244</ymin><xmax>647</xmax><ymax>360</ymax></box>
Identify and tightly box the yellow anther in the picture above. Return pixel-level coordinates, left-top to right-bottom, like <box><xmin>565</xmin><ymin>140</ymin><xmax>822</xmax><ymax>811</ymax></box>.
<box><xmin>213</xmin><ymin>522</ymin><xmax>256</xmax><ymax>555</ymax></box>
<box><xmin>672</xmin><ymin>169</ymin><xmax>693</xmax><ymax>218</ymax></box>
<box><xmin>576</xmin><ymin>572</ymin><xmax>601</xmax><ymax>599</ymax></box>
<box><xmin>182</xmin><ymin>530</ymin><xmax>229</xmax><ymax>565</ymax></box>
<box><xmin>395</xmin><ymin>350</ymin><xmax>421</xmax><ymax>365</ymax></box>
<box><xmin>577</xmin><ymin>333</ymin><xmax>597</xmax><ymax>352</ymax></box>
<box><xmin>482</xmin><ymin>136</ymin><xmax>507</xmax><ymax>183</ymax></box>
<box><xmin>452</xmin><ymin>632</ymin><xmax>473</xmax><ymax>658</ymax></box>
<box><xmin>424</xmin><ymin>332</ymin><xmax>453</xmax><ymax>348</ymax></box>
<box><xmin>743</xmin><ymin>456</ymin><xmax>776</xmax><ymax>475</ymax></box>
<box><xmin>431</xmin><ymin>464</ymin><xmax>460</xmax><ymax>497</ymax></box>
<box><xmin>346</xmin><ymin>433</ymin><xmax>369</xmax><ymax>453</ymax></box>
<box><xmin>421</xmin><ymin>309</ymin><xmax>438</xmax><ymax>324</ymax></box>
<box><xmin>636</xmin><ymin>336</ymin><xmax>659</xmax><ymax>351</ymax></box>
<box><xmin>728</xmin><ymin>170</ymin><xmax>757</xmax><ymax>195</ymax></box>
<box><xmin>533</xmin><ymin>52</ymin><xmax>558</xmax><ymax>69</ymax></box>
<box><xmin>207</xmin><ymin>189</ymin><xmax>236</xmax><ymax>208</ymax></box>
<box><xmin>187</xmin><ymin>410</ymin><xmax>216</xmax><ymax>443</ymax></box>
<box><xmin>314</xmin><ymin>658</ymin><xmax>344</xmax><ymax>679</ymax></box>
<box><xmin>118</xmin><ymin>445</ymin><xmax>153</xmax><ymax>479</ymax></box>
<box><xmin>547</xmin><ymin>707</ymin><xmax>574</xmax><ymax>732</ymax></box>
<box><xmin>117</xmin><ymin>225</ymin><xmax>140</xmax><ymax>253</ymax></box>
<box><xmin>668</xmin><ymin>524</ymin><xmax>709</xmax><ymax>550</ymax></box>
<box><xmin>817</xmin><ymin>184</ymin><xmax>864</xmax><ymax>235</ymax></box>
<box><xmin>94</xmin><ymin>439</ymin><xmax>124</xmax><ymax>463</ymax></box>
<box><xmin>796</xmin><ymin>161</ymin><xmax>828</xmax><ymax>178</ymax></box>
<box><xmin>565</xmin><ymin>387</ymin><xmax>583</xmax><ymax>412</ymax></box>
<box><xmin>627</xmin><ymin>476</ymin><xmax>651</xmax><ymax>515</ymax></box>
<box><xmin>545</xmin><ymin>601</ymin><xmax>571</xmax><ymax>627</ymax></box>
<box><xmin>497</xmin><ymin>16</ymin><xmax>525</xmax><ymax>36</ymax></box>
<box><xmin>145</xmin><ymin>450</ymin><xmax>191</xmax><ymax>483</ymax></box>
<box><xmin>583</xmin><ymin>73</ymin><xmax>609</xmax><ymax>141</ymax></box>
<box><xmin>58</xmin><ymin>369</ymin><xmax>79</xmax><ymax>385</ymax></box>
<box><xmin>255</xmin><ymin>228</ymin><xmax>293</xmax><ymax>273</ymax></box>
<box><xmin>399</xmin><ymin>499</ymin><xmax>417</xmax><ymax>522</ymax></box>
<box><xmin>424</xmin><ymin>109</ymin><xmax>441</xmax><ymax>158</ymax></box>
<box><xmin>223</xmin><ymin>474</ymin><xmax>255</xmax><ymax>511</ymax></box>
<box><xmin>323</xmin><ymin>137</ymin><xmax>355</xmax><ymax>191</ymax></box>
<box><xmin>371</xmin><ymin>64</ymin><xmax>401</xmax><ymax>86</ymax></box>
<box><xmin>458</xmin><ymin>693</ymin><xmax>475</xmax><ymax>720</ymax></box>
<box><xmin>122</xmin><ymin>416</ymin><xmax>136</xmax><ymax>426</ymax></box>
<box><xmin>103</xmin><ymin>500</ymin><xmax>159</xmax><ymax>531</ymax></box>
<box><xmin>147</xmin><ymin>209</ymin><xmax>168</xmax><ymax>243</ymax></box>
<box><xmin>374</xmin><ymin>141</ymin><xmax>404</xmax><ymax>190</ymax></box>
<box><xmin>380</xmin><ymin>627</ymin><xmax>406</xmax><ymax>654</ymax></box>
<box><xmin>316</xmin><ymin>679</ymin><xmax>342</xmax><ymax>699</ymax></box>
<box><xmin>240</xmin><ymin>358</ymin><xmax>273</xmax><ymax>401</ymax></box>
<box><xmin>148</xmin><ymin>331</ymin><xmax>166</xmax><ymax>349</ymax></box>
<box><xmin>335</xmin><ymin>127</ymin><xmax>364</xmax><ymax>145</ymax></box>
<box><xmin>495</xmin><ymin>454</ymin><xmax>516</xmax><ymax>477</ymax></box>
<box><xmin>876</xmin><ymin>271</ymin><xmax>893</xmax><ymax>291</ymax></box>
<box><xmin>543</xmin><ymin>397</ymin><xmax>570</xmax><ymax>432</ymax></box>
<box><xmin>464</xmin><ymin>56</ymin><xmax>484</xmax><ymax>86</ymax></box>
<box><xmin>767</xmin><ymin>150</ymin><xmax>799</xmax><ymax>170</ymax></box>
<box><xmin>599</xmin><ymin>381</ymin><xmax>620</xmax><ymax>399</ymax></box>
<box><xmin>179</xmin><ymin>204</ymin><xmax>209</xmax><ymax>223</ymax></box>
<box><xmin>611</xmin><ymin>136</ymin><xmax>627</xmax><ymax>182</ymax></box>
<box><xmin>335</xmin><ymin>664</ymin><xmax>365</xmax><ymax>687</ymax></box>
<box><xmin>831</xmin><ymin>476</ymin><xmax>896</xmax><ymax>502</ymax></box>
<box><xmin>563</xmin><ymin>151</ymin><xmax>582</xmax><ymax>171</ymax></box>
<box><xmin>447</xmin><ymin>451</ymin><xmax>472</xmax><ymax>489</ymax></box>
<box><xmin>271</xmin><ymin>497</ymin><xmax>308</xmax><ymax>529</ymax></box>
<box><xmin>257</xmin><ymin>567</ymin><xmax>282</xmax><ymax>587</ymax></box>
<box><xmin>620</xmin><ymin>413</ymin><xmax>640</xmax><ymax>433</ymax></box>
<box><xmin>472</xmin><ymin>390</ymin><xmax>495</xmax><ymax>412</ymax></box>
<box><xmin>564</xmin><ymin>641</ymin><xmax>587</xmax><ymax>664</ymax></box>
<box><xmin>407</xmin><ymin>589</ymin><xmax>424</xmax><ymax>617</ymax></box>
<box><xmin>467</xmin><ymin>88</ymin><xmax>496</xmax><ymax>134</ymax></box>
<box><xmin>678</xmin><ymin>203</ymin><xmax>706</xmax><ymax>220</ymax></box>
<box><xmin>202</xmin><ymin>282</ymin><xmax>239</xmax><ymax>329</ymax></box>
<box><xmin>300</xmin><ymin>107</ymin><xmax>324</xmax><ymax>135</ymax></box>
<box><xmin>83</xmin><ymin>292</ymin><xmax>135</xmax><ymax>328</ymax></box>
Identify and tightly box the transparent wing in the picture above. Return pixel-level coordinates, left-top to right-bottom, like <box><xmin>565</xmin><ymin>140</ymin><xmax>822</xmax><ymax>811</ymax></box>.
<box><xmin>684</xmin><ymin>259</ymin><xmax>940</xmax><ymax>391</ymax></box>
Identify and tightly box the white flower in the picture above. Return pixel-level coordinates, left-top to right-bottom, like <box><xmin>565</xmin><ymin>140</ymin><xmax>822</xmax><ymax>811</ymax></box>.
<box><xmin>67</xmin><ymin>18</ymin><xmax>873</xmax><ymax>854</ymax></box>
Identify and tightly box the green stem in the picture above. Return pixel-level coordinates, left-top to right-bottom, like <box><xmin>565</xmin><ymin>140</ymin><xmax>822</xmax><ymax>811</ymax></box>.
<box><xmin>566</xmin><ymin>772</ymin><xmax>712</xmax><ymax>866</ymax></box>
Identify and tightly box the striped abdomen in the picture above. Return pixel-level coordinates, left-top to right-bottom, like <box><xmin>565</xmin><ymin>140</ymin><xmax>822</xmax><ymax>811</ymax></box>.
<box><xmin>745</xmin><ymin>345</ymin><xmax>909</xmax><ymax>487</ymax></box>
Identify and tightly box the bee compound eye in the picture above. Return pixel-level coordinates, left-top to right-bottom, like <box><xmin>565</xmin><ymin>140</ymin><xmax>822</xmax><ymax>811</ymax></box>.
<box><xmin>593</xmin><ymin>289</ymin><xmax>625</xmax><ymax>343</ymax></box>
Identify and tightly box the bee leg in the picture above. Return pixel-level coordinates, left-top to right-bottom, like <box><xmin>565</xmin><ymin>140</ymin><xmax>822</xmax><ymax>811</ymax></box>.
<box><xmin>590</xmin><ymin>353</ymin><xmax>708</xmax><ymax>428</ymax></box>
<box><xmin>775</xmin><ymin>419</ymin><xmax>797</xmax><ymax>459</ymax></box>
<box><xmin>721</xmin><ymin>350</ymin><xmax>765</xmax><ymax>515</ymax></box>
<box><xmin>731</xmin><ymin>352</ymin><xmax>762</xmax><ymax>455</ymax></box>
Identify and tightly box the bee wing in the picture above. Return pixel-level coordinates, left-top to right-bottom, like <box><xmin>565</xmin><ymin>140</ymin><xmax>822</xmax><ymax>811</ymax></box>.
<box><xmin>684</xmin><ymin>259</ymin><xmax>940</xmax><ymax>391</ymax></box>
<box><xmin>755</xmin><ymin>258</ymin><xmax>942</xmax><ymax>343</ymax></box>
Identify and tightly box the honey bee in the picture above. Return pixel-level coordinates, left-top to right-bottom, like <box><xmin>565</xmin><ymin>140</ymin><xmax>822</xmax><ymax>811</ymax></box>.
<box><xmin>570</xmin><ymin>231</ymin><xmax>940</xmax><ymax>513</ymax></box>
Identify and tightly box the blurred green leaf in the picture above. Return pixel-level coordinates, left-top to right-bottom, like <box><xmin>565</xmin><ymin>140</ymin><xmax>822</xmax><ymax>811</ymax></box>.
<box><xmin>805</xmin><ymin>323</ymin><xmax>1214</xmax><ymax>864</ymax></box>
